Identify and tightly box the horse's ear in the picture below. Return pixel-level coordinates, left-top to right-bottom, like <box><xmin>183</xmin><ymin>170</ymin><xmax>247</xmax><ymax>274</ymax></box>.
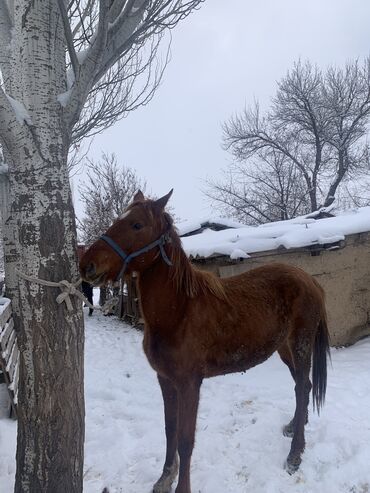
<box><xmin>133</xmin><ymin>190</ymin><xmax>145</xmax><ymax>202</ymax></box>
<box><xmin>154</xmin><ymin>189</ymin><xmax>173</xmax><ymax>211</ymax></box>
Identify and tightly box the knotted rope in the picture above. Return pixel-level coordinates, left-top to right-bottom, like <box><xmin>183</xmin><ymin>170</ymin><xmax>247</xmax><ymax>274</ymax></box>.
<box><xmin>16</xmin><ymin>269</ymin><xmax>97</xmax><ymax>312</ymax></box>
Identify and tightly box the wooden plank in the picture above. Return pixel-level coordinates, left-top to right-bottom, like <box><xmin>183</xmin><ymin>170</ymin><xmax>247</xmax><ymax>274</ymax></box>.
<box><xmin>0</xmin><ymin>300</ymin><xmax>18</xmax><ymax>419</ymax></box>
<box><xmin>2</xmin><ymin>326</ymin><xmax>16</xmax><ymax>360</ymax></box>
<box><xmin>0</xmin><ymin>353</ymin><xmax>17</xmax><ymax>419</ymax></box>
<box><xmin>12</xmin><ymin>360</ymin><xmax>19</xmax><ymax>406</ymax></box>
<box><xmin>9</xmin><ymin>358</ymin><xmax>19</xmax><ymax>397</ymax></box>
<box><xmin>0</xmin><ymin>318</ymin><xmax>15</xmax><ymax>351</ymax></box>
<box><xmin>7</xmin><ymin>343</ymin><xmax>19</xmax><ymax>381</ymax></box>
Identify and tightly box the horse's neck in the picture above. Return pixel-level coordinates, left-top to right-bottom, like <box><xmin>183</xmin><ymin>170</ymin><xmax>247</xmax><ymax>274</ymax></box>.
<box><xmin>137</xmin><ymin>244</ymin><xmax>191</xmax><ymax>329</ymax></box>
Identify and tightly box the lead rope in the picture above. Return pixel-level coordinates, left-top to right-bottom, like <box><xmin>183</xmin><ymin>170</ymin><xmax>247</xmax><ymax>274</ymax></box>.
<box><xmin>16</xmin><ymin>269</ymin><xmax>98</xmax><ymax>312</ymax></box>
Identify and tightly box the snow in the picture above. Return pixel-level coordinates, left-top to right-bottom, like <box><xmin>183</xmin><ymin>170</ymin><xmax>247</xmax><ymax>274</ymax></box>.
<box><xmin>57</xmin><ymin>66</ymin><xmax>75</xmax><ymax>107</ymax></box>
<box><xmin>76</xmin><ymin>47</ymin><xmax>90</xmax><ymax>65</ymax></box>
<box><xmin>0</xmin><ymin>163</ymin><xmax>8</xmax><ymax>175</ymax></box>
<box><xmin>57</xmin><ymin>47</ymin><xmax>91</xmax><ymax>106</ymax></box>
<box><xmin>182</xmin><ymin>207</ymin><xmax>370</xmax><ymax>259</ymax></box>
<box><xmin>5</xmin><ymin>95</ymin><xmax>32</xmax><ymax>126</ymax></box>
<box><xmin>305</xmin><ymin>203</ymin><xmax>336</xmax><ymax>219</ymax></box>
<box><xmin>1</xmin><ymin>308</ymin><xmax>370</xmax><ymax>492</ymax></box>
<box><xmin>177</xmin><ymin>216</ymin><xmax>247</xmax><ymax>237</ymax></box>
<box><xmin>0</xmin><ymin>297</ymin><xmax>10</xmax><ymax>312</ymax></box>
<box><xmin>57</xmin><ymin>89</ymin><xmax>73</xmax><ymax>108</ymax></box>
<box><xmin>66</xmin><ymin>67</ymin><xmax>75</xmax><ymax>89</ymax></box>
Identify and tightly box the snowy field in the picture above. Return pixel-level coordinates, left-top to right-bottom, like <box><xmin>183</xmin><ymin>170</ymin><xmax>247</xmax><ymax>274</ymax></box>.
<box><xmin>1</xmin><ymin>309</ymin><xmax>370</xmax><ymax>493</ymax></box>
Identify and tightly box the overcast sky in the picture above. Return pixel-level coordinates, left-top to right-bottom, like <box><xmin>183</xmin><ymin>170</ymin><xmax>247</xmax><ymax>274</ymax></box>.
<box><xmin>74</xmin><ymin>0</ymin><xmax>370</xmax><ymax>221</ymax></box>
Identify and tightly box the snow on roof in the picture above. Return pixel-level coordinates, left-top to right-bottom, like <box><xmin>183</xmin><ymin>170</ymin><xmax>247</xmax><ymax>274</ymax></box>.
<box><xmin>177</xmin><ymin>216</ymin><xmax>247</xmax><ymax>236</ymax></box>
<box><xmin>181</xmin><ymin>206</ymin><xmax>370</xmax><ymax>260</ymax></box>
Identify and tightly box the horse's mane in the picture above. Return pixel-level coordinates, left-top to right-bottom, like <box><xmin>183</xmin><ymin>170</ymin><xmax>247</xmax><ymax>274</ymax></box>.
<box><xmin>163</xmin><ymin>212</ymin><xmax>228</xmax><ymax>302</ymax></box>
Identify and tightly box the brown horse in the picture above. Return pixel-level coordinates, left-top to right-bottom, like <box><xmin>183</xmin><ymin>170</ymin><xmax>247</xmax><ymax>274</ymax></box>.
<box><xmin>80</xmin><ymin>190</ymin><xmax>330</xmax><ymax>493</ymax></box>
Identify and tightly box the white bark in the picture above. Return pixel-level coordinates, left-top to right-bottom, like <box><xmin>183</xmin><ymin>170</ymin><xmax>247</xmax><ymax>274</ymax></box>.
<box><xmin>0</xmin><ymin>163</ymin><xmax>9</xmax><ymax>285</ymax></box>
<box><xmin>0</xmin><ymin>165</ymin><xmax>10</xmax><ymax>223</ymax></box>
<box><xmin>0</xmin><ymin>0</ymin><xmax>12</xmax><ymax>82</ymax></box>
<box><xmin>0</xmin><ymin>1</ymin><xmax>85</xmax><ymax>491</ymax></box>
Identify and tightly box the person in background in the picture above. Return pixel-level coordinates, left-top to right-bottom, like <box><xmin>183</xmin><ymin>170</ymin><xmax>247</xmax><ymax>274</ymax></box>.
<box><xmin>77</xmin><ymin>244</ymin><xmax>94</xmax><ymax>316</ymax></box>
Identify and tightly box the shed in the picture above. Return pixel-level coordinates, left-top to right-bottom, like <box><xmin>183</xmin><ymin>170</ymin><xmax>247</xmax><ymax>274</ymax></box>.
<box><xmin>182</xmin><ymin>207</ymin><xmax>370</xmax><ymax>346</ymax></box>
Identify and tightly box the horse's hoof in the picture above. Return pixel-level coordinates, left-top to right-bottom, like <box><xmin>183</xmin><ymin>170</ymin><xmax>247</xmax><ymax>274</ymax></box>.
<box><xmin>153</xmin><ymin>477</ymin><xmax>173</xmax><ymax>493</ymax></box>
<box><xmin>284</xmin><ymin>457</ymin><xmax>300</xmax><ymax>475</ymax></box>
<box><xmin>153</xmin><ymin>458</ymin><xmax>179</xmax><ymax>493</ymax></box>
<box><xmin>282</xmin><ymin>423</ymin><xmax>294</xmax><ymax>438</ymax></box>
<box><xmin>153</xmin><ymin>482</ymin><xmax>171</xmax><ymax>493</ymax></box>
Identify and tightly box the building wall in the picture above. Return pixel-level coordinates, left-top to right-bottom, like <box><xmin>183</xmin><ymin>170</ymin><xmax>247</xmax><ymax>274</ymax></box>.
<box><xmin>194</xmin><ymin>232</ymin><xmax>370</xmax><ymax>347</ymax></box>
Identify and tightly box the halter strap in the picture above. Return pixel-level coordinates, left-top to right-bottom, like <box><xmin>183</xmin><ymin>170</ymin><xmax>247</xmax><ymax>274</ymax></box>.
<box><xmin>100</xmin><ymin>231</ymin><xmax>172</xmax><ymax>281</ymax></box>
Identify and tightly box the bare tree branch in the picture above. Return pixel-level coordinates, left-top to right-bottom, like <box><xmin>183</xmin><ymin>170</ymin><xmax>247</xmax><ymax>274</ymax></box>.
<box><xmin>93</xmin><ymin>0</ymin><xmax>150</xmax><ymax>84</ymax></box>
<box><xmin>57</xmin><ymin>0</ymin><xmax>80</xmax><ymax>78</ymax></box>
<box><xmin>59</xmin><ymin>0</ymin><xmax>203</xmax><ymax>148</ymax></box>
<box><xmin>71</xmin><ymin>0</ymin><xmax>96</xmax><ymax>37</ymax></box>
<box><xmin>64</xmin><ymin>0</ymin><xmax>111</xmax><ymax>131</ymax></box>
<box><xmin>78</xmin><ymin>152</ymin><xmax>146</xmax><ymax>243</ymax></box>
<box><xmin>219</xmin><ymin>58</ymin><xmax>370</xmax><ymax>220</ymax></box>
<box><xmin>205</xmin><ymin>150</ymin><xmax>310</xmax><ymax>225</ymax></box>
<box><xmin>72</xmin><ymin>33</ymin><xmax>168</xmax><ymax>143</ymax></box>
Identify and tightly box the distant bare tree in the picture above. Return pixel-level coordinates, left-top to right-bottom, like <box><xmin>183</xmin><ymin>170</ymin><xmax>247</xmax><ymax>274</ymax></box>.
<box><xmin>322</xmin><ymin>60</ymin><xmax>370</xmax><ymax>204</ymax></box>
<box><xmin>215</xmin><ymin>59</ymin><xmax>370</xmax><ymax>223</ymax></box>
<box><xmin>206</xmin><ymin>150</ymin><xmax>310</xmax><ymax>224</ymax></box>
<box><xmin>79</xmin><ymin>153</ymin><xmax>146</xmax><ymax>244</ymax></box>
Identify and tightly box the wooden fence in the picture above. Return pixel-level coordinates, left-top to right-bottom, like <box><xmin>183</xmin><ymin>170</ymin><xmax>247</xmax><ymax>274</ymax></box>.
<box><xmin>0</xmin><ymin>298</ymin><xmax>18</xmax><ymax>418</ymax></box>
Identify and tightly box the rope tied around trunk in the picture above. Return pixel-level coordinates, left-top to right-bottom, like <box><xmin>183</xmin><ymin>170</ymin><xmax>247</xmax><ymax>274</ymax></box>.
<box><xmin>16</xmin><ymin>269</ymin><xmax>97</xmax><ymax>312</ymax></box>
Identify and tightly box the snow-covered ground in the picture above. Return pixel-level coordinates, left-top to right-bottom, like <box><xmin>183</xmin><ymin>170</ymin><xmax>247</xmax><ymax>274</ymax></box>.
<box><xmin>1</xmin><ymin>309</ymin><xmax>370</xmax><ymax>493</ymax></box>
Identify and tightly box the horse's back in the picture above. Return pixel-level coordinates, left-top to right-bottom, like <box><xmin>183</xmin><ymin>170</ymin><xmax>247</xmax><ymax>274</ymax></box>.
<box><xmin>221</xmin><ymin>262</ymin><xmax>324</xmax><ymax>306</ymax></box>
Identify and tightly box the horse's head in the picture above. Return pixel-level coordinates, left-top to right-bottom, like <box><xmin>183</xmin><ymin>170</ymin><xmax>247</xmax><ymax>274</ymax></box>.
<box><xmin>79</xmin><ymin>189</ymin><xmax>173</xmax><ymax>285</ymax></box>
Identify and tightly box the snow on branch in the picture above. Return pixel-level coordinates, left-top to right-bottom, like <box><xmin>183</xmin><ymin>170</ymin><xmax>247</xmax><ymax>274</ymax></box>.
<box><xmin>57</xmin><ymin>0</ymin><xmax>79</xmax><ymax>79</ymax></box>
<box><xmin>5</xmin><ymin>95</ymin><xmax>33</xmax><ymax>125</ymax></box>
<box><xmin>63</xmin><ymin>0</ymin><xmax>111</xmax><ymax>129</ymax></box>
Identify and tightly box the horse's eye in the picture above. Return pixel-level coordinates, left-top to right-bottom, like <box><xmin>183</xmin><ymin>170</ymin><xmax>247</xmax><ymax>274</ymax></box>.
<box><xmin>133</xmin><ymin>223</ymin><xmax>143</xmax><ymax>230</ymax></box>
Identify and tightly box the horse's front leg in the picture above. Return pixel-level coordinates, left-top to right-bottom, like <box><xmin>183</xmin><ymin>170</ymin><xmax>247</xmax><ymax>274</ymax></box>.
<box><xmin>153</xmin><ymin>375</ymin><xmax>179</xmax><ymax>493</ymax></box>
<box><xmin>175</xmin><ymin>378</ymin><xmax>202</xmax><ymax>493</ymax></box>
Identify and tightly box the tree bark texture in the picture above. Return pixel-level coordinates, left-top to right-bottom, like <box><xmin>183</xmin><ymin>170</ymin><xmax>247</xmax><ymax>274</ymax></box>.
<box><xmin>0</xmin><ymin>1</ymin><xmax>85</xmax><ymax>491</ymax></box>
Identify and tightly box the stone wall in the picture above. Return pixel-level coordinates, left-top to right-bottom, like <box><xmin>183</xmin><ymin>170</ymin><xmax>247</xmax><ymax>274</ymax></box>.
<box><xmin>193</xmin><ymin>232</ymin><xmax>370</xmax><ymax>347</ymax></box>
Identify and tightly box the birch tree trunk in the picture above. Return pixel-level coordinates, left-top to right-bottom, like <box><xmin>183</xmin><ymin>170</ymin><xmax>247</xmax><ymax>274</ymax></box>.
<box><xmin>1</xmin><ymin>1</ymin><xmax>85</xmax><ymax>491</ymax></box>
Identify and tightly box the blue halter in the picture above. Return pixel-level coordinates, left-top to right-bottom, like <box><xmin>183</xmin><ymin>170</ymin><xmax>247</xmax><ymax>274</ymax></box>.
<box><xmin>100</xmin><ymin>231</ymin><xmax>173</xmax><ymax>281</ymax></box>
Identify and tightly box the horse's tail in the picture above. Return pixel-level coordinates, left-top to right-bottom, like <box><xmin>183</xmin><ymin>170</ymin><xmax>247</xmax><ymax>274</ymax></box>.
<box><xmin>312</xmin><ymin>310</ymin><xmax>331</xmax><ymax>414</ymax></box>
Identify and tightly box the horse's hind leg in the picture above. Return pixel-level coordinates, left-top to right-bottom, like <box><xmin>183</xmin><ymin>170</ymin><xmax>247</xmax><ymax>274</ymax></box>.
<box><xmin>285</xmin><ymin>339</ymin><xmax>312</xmax><ymax>474</ymax></box>
<box><xmin>278</xmin><ymin>344</ymin><xmax>308</xmax><ymax>438</ymax></box>
<box><xmin>175</xmin><ymin>377</ymin><xmax>202</xmax><ymax>493</ymax></box>
<box><xmin>153</xmin><ymin>375</ymin><xmax>179</xmax><ymax>493</ymax></box>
